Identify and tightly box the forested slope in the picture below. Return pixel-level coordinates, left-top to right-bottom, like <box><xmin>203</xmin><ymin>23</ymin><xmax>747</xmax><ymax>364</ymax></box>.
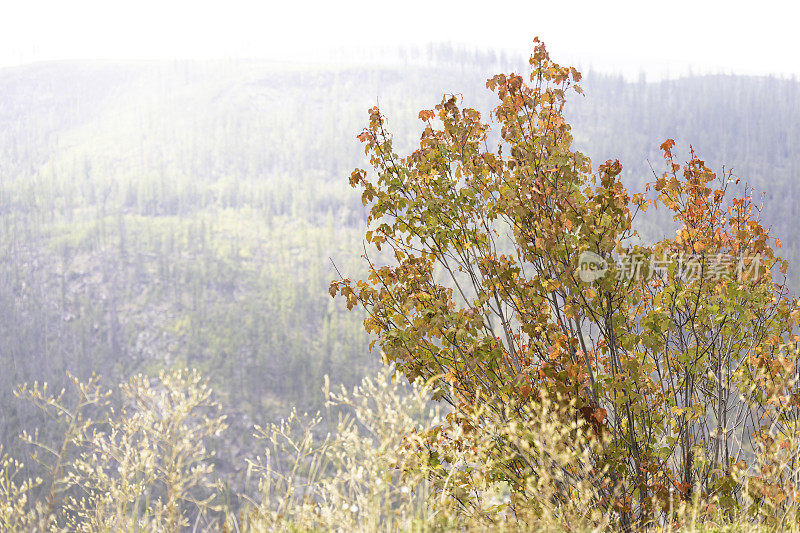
<box><xmin>1</xmin><ymin>50</ymin><xmax>798</xmax><ymax>457</ymax></box>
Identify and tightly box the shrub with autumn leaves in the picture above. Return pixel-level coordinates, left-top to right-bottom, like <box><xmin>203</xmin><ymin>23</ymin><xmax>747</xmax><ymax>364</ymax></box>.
<box><xmin>331</xmin><ymin>38</ymin><xmax>800</xmax><ymax>530</ymax></box>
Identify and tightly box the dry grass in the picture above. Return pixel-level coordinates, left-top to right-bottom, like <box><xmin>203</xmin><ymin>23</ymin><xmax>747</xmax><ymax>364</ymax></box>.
<box><xmin>2</xmin><ymin>366</ymin><xmax>800</xmax><ymax>532</ymax></box>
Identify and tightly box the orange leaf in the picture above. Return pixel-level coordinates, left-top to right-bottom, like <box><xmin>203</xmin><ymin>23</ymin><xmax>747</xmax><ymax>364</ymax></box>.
<box><xmin>660</xmin><ymin>139</ymin><xmax>675</xmax><ymax>158</ymax></box>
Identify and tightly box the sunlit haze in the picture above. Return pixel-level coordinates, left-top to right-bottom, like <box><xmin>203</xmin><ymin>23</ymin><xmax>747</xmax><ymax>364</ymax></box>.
<box><xmin>1</xmin><ymin>0</ymin><xmax>797</xmax><ymax>80</ymax></box>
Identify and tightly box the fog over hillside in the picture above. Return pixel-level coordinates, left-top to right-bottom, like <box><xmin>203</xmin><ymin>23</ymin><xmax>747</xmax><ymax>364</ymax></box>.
<box><xmin>1</xmin><ymin>48</ymin><xmax>799</xmax><ymax>466</ymax></box>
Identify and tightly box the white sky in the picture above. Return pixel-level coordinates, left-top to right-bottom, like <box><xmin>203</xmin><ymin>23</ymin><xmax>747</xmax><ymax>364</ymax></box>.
<box><xmin>1</xmin><ymin>0</ymin><xmax>798</xmax><ymax>80</ymax></box>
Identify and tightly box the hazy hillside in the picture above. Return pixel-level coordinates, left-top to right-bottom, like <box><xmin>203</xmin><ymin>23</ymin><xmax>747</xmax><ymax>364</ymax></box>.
<box><xmin>1</xmin><ymin>51</ymin><xmax>798</xmax><ymax>463</ymax></box>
